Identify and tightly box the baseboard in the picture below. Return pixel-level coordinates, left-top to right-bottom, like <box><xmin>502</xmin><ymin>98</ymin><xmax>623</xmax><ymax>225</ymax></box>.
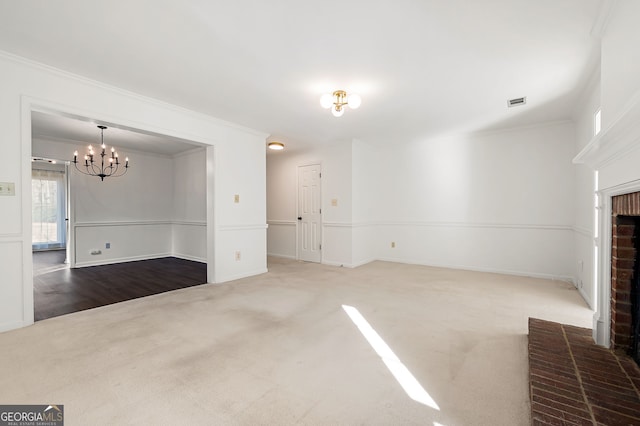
<box><xmin>376</xmin><ymin>256</ymin><xmax>574</xmax><ymax>282</ymax></box>
<box><xmin>322</xmin><ymin>260</ymin><xmax>354</xmax><ymax>268</ymax></box>
<box><xmin>266</xmin><ymin>253</ymin><xmax>296</xmax><ymax>260</ymax></box>
<box><xmin>172</xmin><ymin>253</ymin><xmax>207</xmax><ymax>263</ymax></box>
<box><xmin>74</xmin><ymin>252</ymin><xmax>172</xmax><ymax>268</ymax></box>
<box><xmin>215</xmin><ymin>268</ymin><xmax>268</xmax><ymax>283</ymax></box>
<box><xmin>578</xmin><ymin>285</ymin><xmax>594</xmax><ymax>310</ymax></box>
<box><xmin>351</xmin><ymin>258</ymin><xmax>376</xmax><ymax>268</ymax></box>
<box><xmin>322</xmin><ymin>258</ymin><xmax>376</xmax><ymax>268</ymax></box>
<box><xmin>0</xmin><ymin>320</ymin><xmax>30</xmax><ymax>333</ymax></box>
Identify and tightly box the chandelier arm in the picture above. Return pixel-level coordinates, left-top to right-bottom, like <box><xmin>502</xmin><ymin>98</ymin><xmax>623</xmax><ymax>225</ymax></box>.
<box><xmin>88</xmin><ymin>159</ymin><xmax>103</xmax><ymax>177</ymax></box>
<box><xmin>105</xmin><ymin>162</ymin><xmax>118</xmax><ymax>176</ymax></box>
<box><xmin>73</xmin><ymin>161</ymin><xmax>97</xmax><ymax>177</ymax></box>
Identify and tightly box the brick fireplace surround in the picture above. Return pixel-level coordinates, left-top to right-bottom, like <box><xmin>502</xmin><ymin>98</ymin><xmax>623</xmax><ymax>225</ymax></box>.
<box><xmin>526</xmin><ymin>192</ymin><xmax>640</xmax><ymax>425</ymax></box>
<box><xmin>610</xmin><ymin>191</ymin><xmax>640</xmax><ymax>351</ymax></box>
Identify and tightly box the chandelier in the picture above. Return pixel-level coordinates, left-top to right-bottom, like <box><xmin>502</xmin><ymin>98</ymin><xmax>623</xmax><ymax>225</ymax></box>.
<box><xmin>72</xmin><ymin>126</ymin><xmax>129</xmax><ymax>181</ymax></box>
<box><xmin>320</xmin><ymin>90</ymin><xmax>361</xmax><ymax>117</ymax></box>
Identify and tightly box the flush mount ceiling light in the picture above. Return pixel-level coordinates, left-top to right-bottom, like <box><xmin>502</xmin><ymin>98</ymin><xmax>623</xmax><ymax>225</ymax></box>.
<box><xmin>320</xmin><ymin>90</ymin><xmax>361</xmax><ymax>117</ymax></box>
<box><xmin>268</xmin><ymin>141</ymin><xmax>285</xmax><ymax>150</ymax></box>
<box><xmin>72</xmin><ymin>125</ymin><xmax>129</xmax><ymax>181</ymax></box>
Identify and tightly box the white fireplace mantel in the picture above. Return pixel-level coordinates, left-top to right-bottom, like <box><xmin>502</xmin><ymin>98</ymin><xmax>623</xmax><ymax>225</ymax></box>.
<box><xmin>573</xmin><ymin>90</ymin><xmax>640</xmax><ymax>169</ymax></box>
<box><xmin>575</xmin><ymin>89</ymin><xmax>640</xmax><ymax>347</ymax></box>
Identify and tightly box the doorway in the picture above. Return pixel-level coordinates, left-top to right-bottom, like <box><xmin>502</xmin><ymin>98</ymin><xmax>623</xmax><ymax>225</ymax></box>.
<box><xmin>31</xmin><ymin>157</ymin><xmax>70</xmax><ymax>276</ymax></box>
<box><xmin>297</xmin><ymin>164</ymin><xmax>322</xmax><ymax>263</ymax></box>
<box><xmin>29</xmin><ymin>109</ymin><xmax>212</xmax><ymax>321</ymax></box>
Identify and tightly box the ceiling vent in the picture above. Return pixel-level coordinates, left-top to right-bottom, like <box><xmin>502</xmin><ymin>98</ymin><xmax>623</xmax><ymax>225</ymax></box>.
<box><xmin>507</xmin><ymin>97</ymin><xmax>527</xmax><ymax>108</ymax></box>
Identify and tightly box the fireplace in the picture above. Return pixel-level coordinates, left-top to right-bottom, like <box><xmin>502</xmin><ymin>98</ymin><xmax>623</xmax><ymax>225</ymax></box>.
<box><xmin>610</xmin><ymin>192</ymin><xmax>640</xmax><ymax>365</ymax></box>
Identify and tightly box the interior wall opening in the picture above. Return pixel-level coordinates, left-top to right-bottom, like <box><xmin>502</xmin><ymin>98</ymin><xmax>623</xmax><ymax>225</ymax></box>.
<box><xmin>30</xmin><ymin>109</ymin><xmax>210</xmax><ymax>321</ymax></box>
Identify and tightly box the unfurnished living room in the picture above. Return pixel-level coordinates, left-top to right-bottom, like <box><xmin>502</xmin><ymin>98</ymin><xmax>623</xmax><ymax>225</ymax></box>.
<box><xmin>1</xmin><ymin>1</ymin><xmax>640</xmax><ymax>425</ymax></box>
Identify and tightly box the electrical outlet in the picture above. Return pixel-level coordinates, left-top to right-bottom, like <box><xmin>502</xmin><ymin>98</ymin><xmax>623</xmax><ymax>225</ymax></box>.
<box><xmin>235</xmin><ymin>251</ymin><xmax>241</xmax><ymax>261</ymax></box>
<box><xmin>391</xmin><ymin>242</ymin><xmax>396</xmax><ymax>248</ymax></box>
<box><xmin>0</xmin><ymin>182</ymin><xmax>15</xmax><ymax>196</ymax></box>
<box><xmin>331</xmin><ymin>198</ymin><xmax>338</xmax><ymax>207</ymax></box>
<box><xmin>105</xmin><ymin>242</ymin><xmax>111</xmax><ymax>249</ymax></box>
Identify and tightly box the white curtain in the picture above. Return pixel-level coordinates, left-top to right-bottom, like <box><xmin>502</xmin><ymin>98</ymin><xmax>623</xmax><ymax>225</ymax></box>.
<box><xmin>32</xmin><ymin>168</ymin><xmax>66</xmax><ymax>250</ymax></box>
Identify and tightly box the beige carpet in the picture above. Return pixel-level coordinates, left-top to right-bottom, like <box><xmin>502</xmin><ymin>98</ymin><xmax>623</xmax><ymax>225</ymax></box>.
<box><xmin>0</xmin><ymin>257</ymin><xmax>592</xmax><ymax>425</ymax></box>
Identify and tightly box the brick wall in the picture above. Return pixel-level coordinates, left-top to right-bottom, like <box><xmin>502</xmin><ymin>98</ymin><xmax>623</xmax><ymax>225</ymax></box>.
<box><xmin>611</xmin><ymin>192</ymin><xmax>640</xmax><ymax>351</ymax></box>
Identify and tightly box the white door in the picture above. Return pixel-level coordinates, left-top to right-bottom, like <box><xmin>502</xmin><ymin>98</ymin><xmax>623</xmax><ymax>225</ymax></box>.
<box><xmin>297</xmin><ymin>164</ymin><xmax>322</xmax><ymax>263</ymax></box>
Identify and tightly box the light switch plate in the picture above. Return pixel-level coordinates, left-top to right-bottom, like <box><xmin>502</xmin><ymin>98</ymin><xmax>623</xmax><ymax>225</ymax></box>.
<box><xmin>0</xmin><ymin>182</ymin><xmax>15</xmax><ymax>196</ymax></box>
<box><xmin>234</xmin><ymin>194</ymin><xmax>240</xmax><ymax>203</ymax></box>
<box><xmin>331</xmin><ymin>198</ymin><xmax>338</xmax><ymax>207</ymax></box>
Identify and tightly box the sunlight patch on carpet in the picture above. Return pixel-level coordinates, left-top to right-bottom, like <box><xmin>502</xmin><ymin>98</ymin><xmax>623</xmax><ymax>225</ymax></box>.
<box><xmin>342</xmin><ymin>304</ymin><xmax>440</xmax><ymax>410</ymax></box>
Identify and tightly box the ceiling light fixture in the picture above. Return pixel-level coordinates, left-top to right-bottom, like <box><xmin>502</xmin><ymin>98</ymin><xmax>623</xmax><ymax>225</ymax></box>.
<box><xmin>268</xmin><ymin>141</ymin><xmax>285</xmax><ymax>150</ymax></box>
<box><xmin>72</xmin><ymin>126</ymin><xmax>129</xmax><ymax>181</ymax></box>
<box><xmin>320</xmin><ymin>90</ymin><xmax>361</xmax><ymax>117</ymax></box>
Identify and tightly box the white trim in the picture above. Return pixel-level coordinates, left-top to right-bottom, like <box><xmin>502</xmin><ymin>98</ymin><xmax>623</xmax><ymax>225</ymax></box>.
<box><xmin>377</xmin><ymin>256</ymin><xmax>574</xmax><ymax>282</ymax></box>
<box><xmin>267</xmin><ymin>220</ymin><xmax>297</xmax><ymax>226</ymax></box>
<box><xmin>74</xmin><ymin>252</ymin><xmax>173</xmax><ymax>268</ymax></box>
<box><xmin>172</xmin><ymin>253</ymin><xmax>207</xmax><ymax>263</ymax></box>
<box><xmin>323</xmin><ymin>222</ymin><xmax>354</xmax><ymax>228</ymax></box>
<box><xmin>573</xmin><ymin>88</ymin><xmax>640</xmax><ymax>168</ymax></box>
<box><xmin>323</xmin><ymin>258</ymin><xmax>375</xmax><ymax>269</ymax></box>
<box><xmin>266</xmin><ymin>253</ymin><xmax>296</xmax><ymax>260</ymax></box>
<box><xmin>592</xmin><ymin>180</ymin><xmax>640</xmax><ymax>347</ymax></box>
<box><xmin>216</xmin><ymin>268</ymin><xmax>268</xmax><ymax>283</ymax></box>
<box><xmin>0</xmin><ymin>321</ymin><xmax>29</xmax><ymax>333</ymax></box>
<box><xmin>75</xmin><ymin>220</ymin><xmax>172</xmax><ymax>228</ymax></box>
<box><xmin>171</xmin><ymin>146</ymin><xmax>207</xmax><ymax>159</ymax></box>
<box><xmin>573</xmin><ymin>226</ymin><xmax>594</xmax><ymax>238</ymax></box>
<box><xmin>72</xmin><ymin>220</ymin><xmax>206</xmax><ymax>227</ymax></box>
<box><xmin>378</xmin><ymin>221</ymin><xmax>572</xmax><ymax>231</ymax></box>
<box><xmin>0</xmin><ymin>235</ymin><xmax>23</xmax><ymax>243</ymax></box>
<box><xmin>218</xmin><ymin>224</ymin><xmax>268</xmax><ymax>231</ymax></box>
<box><xmin>172</xmin><ymin>221</ymin><xmax>206</xmax><ymax>226</ymax></box>
<box><xmin>578</xmin><ymin>285</ymin><xmax>594</xmax><ymax>310</ymax></box>
<box><xmin>322</xmin><ymin>221</ymin><xmax>572</xmax><ymax>231</ymax></box>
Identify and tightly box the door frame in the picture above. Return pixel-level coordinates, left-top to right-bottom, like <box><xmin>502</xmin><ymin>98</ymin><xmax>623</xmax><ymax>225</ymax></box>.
<box><xmin>296</xmin><ymin>162</ymin><xmax>322</xmax><ymax>263</ymax></box>
<box><xmin>21</xmin><ymin>97</ymin><xmax>217</xmax><ymax>327</ymax></box>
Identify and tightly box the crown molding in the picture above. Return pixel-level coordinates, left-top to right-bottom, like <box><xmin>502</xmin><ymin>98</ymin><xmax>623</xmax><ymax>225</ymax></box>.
<box><xmin>0</xmin><ymin>49</ymin><xmax>269</xmax><ymax>139</ymax></box>
<box><xmin>573</xmin><ymin>89</ymin><xmax>640</xmax><ymax>168</ymax></box>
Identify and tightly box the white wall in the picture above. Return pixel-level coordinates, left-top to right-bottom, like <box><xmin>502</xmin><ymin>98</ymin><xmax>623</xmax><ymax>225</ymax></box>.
<box><xmin>600</xmin><ymin>0</ymin><xmax>640</xmax><ymax>131</ymax></box>
<box><xmin>266</xmin><ymin>142</ymin><xmax>353</xmax><ymax>265</ymax></box>
<box><xmin>351</xmin><ymin>139</ymin><xmax>381</xmax><ymax>266</ymax></box>
<box><xmin>172</xmin><ymin>148</ymin><xmax>206</xmax><ymax>262</ymax></box>
<box><xmin>375</xmin><ymin>122</ymin><xmax>575</xmax><ymax>279</ymax></box>
<box><xmin>571</xmin><ymin>71</ymin><xmax>600</xmax><ymax>308</ymax></box>
<box><xmin>267</xmin><ymin>122</ymin><xmax>576</xmax><ymax>280</ymax></box>
<box><xmin>33</xmin><ymin>138</ymin><xmax>175</xmax><ymax>266</ymax></box>
<box><xmin>0</xmin><ymin>51</ymin><xmax>267</xmax><ymax>332</ymax></box>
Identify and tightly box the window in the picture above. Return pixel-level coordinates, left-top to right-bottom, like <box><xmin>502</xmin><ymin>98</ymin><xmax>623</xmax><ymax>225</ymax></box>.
<box><xmin>32</xmin><ymin>168</ymin><xmax>66</xmax><ymax>250</ymax></box>
<box><xmin>594</xmin><ymin>108</ymin><xmax>602</xmax><ymax>136</ymax></box>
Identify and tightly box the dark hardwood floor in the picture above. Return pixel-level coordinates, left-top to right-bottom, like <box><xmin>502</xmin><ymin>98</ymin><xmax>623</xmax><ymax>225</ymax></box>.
<box><xmin>33</xmin><ymin>255</ymin><xmax>207</xmax><ymax>321</ymax></box>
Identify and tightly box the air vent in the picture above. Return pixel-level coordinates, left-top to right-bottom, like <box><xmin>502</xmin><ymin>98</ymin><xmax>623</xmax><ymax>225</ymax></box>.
<box><xmin>507</xmin><ymin>97</ymin><xmax>527</xmax><ymax>108</ymax></box>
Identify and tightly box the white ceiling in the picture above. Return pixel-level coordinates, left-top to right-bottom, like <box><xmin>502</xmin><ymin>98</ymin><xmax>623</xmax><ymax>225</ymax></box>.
<box><xmin>31</xmin><ymin>111</ymin><xmax>202</xmax><ymax>157</ymax></box>
<box><xmin>1</xmin><ymin>0</ymin><xmax>604</xmax><ymax>152</ymax></box>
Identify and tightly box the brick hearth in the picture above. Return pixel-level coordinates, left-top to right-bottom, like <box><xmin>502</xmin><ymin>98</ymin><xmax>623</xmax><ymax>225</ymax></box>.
<box><xmin>528</xmin><ymin>318</ymin><xmax>640</xmax><ymax>425</ymax></box>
